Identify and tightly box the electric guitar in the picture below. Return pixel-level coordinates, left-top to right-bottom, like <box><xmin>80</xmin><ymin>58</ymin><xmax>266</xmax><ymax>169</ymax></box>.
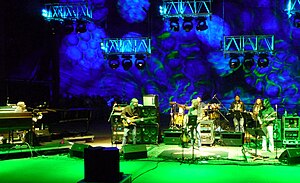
<box><xmin>122</xmin><ymin>116</ymin><xmax>157</xmax><ymax>127</ymax></box>
<box><xmin>259</xmin><ymin>112</ymin><xmax>276</xmax><ymax>127</ymax></box>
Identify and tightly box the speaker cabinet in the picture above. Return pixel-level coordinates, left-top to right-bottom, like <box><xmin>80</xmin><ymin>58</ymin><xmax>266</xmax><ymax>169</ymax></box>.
<box><xmin>123</xmin><ymin>144</ymin><xmax>147</xmax><ymax>160</ymax></box>
<box><xmin>279</xmin><ymin>148</ymin><xmax>300</xmax><ymax>165</ymax></box>
<box><xmin>220</xmin><ymin>132</ymin><xmax>244</xmax><ymax>146</ymax></box>
<box><xmin>128</xmin><ymin>124</ymin><xmax>159</xmax><ymax>144</ymax></box>
<box><xmin>70</xmin><ymin>143</ymin><xmax>90</xmax><ymax>158</ymax></box>
<box><xmin>84</xmin><ymin>146</ymin><xmax>121</xmax><ymax>182</ymax></box>
<box><xmin>140</xmin><ymin>106</ymin><xmax>159</xmax><ymax>125</ymax></box>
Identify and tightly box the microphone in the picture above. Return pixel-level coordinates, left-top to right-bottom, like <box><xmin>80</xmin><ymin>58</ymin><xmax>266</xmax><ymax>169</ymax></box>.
<box><xmin>212</xmin><ymin>94</ymin><xmax>216</xmax><ymax>99</ymax></box>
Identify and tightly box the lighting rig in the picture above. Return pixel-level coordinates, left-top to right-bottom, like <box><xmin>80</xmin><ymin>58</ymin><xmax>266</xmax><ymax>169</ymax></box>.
<box><xmin>100</xmin><ymin>38</ymin><xmax>151</xmax><ymax>70</ymax></box>
<box><xmin>285</xmin><ymin>0</ymin><xmax>300</xmax><ymax>28</ymax></box>
<box><xmin>42</xmin><ymin>2</ymin><xmax>93</xmax><ymax>34</ymax></box>
<box><xmin>223</xmin><ymin>35</ymin><xmax>275</xmax><ymax>69</ymax></box>
<box><xmin>159</xmin><ymin>0</ymin><xmax>213</xmax><ymax>32</ymax></box>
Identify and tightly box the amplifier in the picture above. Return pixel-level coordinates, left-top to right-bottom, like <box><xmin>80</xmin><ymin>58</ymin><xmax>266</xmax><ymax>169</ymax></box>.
<box><xmin>220</xmin><ymin>132</ymin><xmax>244</xmax><ymax>146</ymax></box>
<box><xmin>164</xmin><ymin>130</ymin><xmax>182</xmax><ymax>145</ymax></box>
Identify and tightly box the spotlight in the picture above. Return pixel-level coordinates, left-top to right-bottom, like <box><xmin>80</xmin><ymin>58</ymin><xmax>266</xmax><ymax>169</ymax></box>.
<box><xmin>257</xmin><ymin>53</ymin><xmax>269</xmax><ymax>68</ymax></box>
<box><xmin>135</xmin><ymin>54</ymin><xmax>146</xmax><ymax>70</ymax></box>
<box><xmin>196</xmin><ymin>17</ymin><xmax>208</xmax><ymax>31</ymax></box>
<box><xmin>182</xmin><ymin>17</ymin><xmax>193</xmax><ymax>32</ymax></box>
<box><xmin>229</xmin><ymin>54</ymin><xmax>240</xmax><ymax>69</ymax></box>
<box><xmin>170</xmin><ymin>17</ymin><xmax>179</xmax><ymax>32</ymax></box>
<box><xmin>121</xmin><ymin>55</ymin><xmax>132</xmax><ymax>70</ymax></box>
<box><xmin>76</xmin><ymin>19</ymin><xmax>87</xmax><ymax>33</ymax></box>
<box><xmin>243</xmin><ymin>53</ymin><xmax>255</xmax><ymax>70</ymax></box>
<box><xmin>108</xmin><ymin>55</ymin><xmax>120</xmax><ymax>69</ymax></box>
<box><xmin>64</xmin><ymin>19</ymin><xmax>74</xmax><ymax>34</ymax></box>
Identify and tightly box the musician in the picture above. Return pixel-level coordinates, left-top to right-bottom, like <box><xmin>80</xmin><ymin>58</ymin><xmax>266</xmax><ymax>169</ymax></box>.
<box><xmin>258</xmin><ymin>98</ymin><xmax>275</xmax><ymax>152</ymax></box>
<box><xmin>15</xmin><ymin>101</ymin><xmax>27</xmax><ymax>112</ymax></box>
<box><xmin>230</xmin><ymin>95</ymin><xmax>245</xmax><ymax>132</ymax></box>
<box><xmin>186</xmin><ymin>98</ymin><xmax>205</xmax><ymax>148</ymax></box>
<box><xmin>121</xmin><ymin>98</ymin><xmax>141</xmax><ymax>147</ymax></box>
<box><xmin>252</xmin><ymin>98</ymin><xmax>263</xmax><ymax>128</ymax></box>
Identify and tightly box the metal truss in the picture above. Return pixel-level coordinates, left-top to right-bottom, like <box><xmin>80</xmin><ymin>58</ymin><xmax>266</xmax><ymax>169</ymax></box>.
<box><xmin>285</xmin><ymin>0</ymin><xmax>300</xmax><ymax>17</ymax></box>
<box><xmin>223</xmin><ymin>35</ymin><xmax>275</xmax><ymax>55</ymax></box>
<box><xmin>100</xmin><ymin>37</ymin><xmax>151</xmax><ymax>55</ymax></box>
<box><xmin>160</xmin><ymin>0</ymin><xmax>213</xmax><ymax>18</ymax></box>
<box><xmin>43</xmin><ymin>2</ymin><xmax>93</xmax><ymax>22</ymax></box>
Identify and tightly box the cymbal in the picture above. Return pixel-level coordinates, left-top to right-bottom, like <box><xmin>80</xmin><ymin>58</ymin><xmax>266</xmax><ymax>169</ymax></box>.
<box><xmin>169</xmin><ymin>101</ymin><xmax>177</xmax><ymax>105</ymax></box>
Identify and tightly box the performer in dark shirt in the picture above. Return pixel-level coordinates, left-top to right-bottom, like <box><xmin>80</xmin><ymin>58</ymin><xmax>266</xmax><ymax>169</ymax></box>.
<box><xmin>230</xmin><ymin>95</ymin><xmax>245</xmax><ymax>132</ymax></box>
<box><xmin>121</xmin><ymin>98</ymin><xmax>141</xmax><ymax>147</ymax></box>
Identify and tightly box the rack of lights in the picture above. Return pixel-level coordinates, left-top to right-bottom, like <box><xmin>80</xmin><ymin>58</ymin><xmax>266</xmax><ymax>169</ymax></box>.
<box><xmin>159</xmin><ymin>0</ymin><xmax>212</xmax><ymax>18</ymax></box>
<box><xmin>42</xmin><ymin>2</ymin><xmax>93</xmax><ymax>22</ymax></box>
<box><xmin>223</xmin><ymin>35</ymin><xmax>275</xmax><ymax>56</ymax></box>
<box><xmin>285</xmin><ymin>0</ymin><xmax>300</xmax><ymax>17</ymax></box>
<box><xmin>100</xmin><ymin>37</ymin><xmax>151</xmax><ymax>55</ymax></box>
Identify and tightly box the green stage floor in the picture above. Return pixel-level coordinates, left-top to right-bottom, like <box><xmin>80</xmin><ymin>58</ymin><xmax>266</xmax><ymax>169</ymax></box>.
<box><xmin>0</xmin><ymin>154</ymin><xmax>300</xmax><ymax>183</ymax></box>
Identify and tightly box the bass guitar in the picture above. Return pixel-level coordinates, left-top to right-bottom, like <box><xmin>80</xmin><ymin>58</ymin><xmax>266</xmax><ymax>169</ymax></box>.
<box><xmin>122</xmin><ymin>116</ymin><xmax>157</xmax><ymax>127</ymax></box>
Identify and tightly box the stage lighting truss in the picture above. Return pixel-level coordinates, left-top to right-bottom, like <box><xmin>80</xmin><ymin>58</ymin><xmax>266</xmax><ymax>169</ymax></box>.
<box><xmin>159</xmin><ymin>0</ymin><xmax>212</xmax><ymax>19</ymax></box>
<box><xmin>42</xmin><ymin>2</ymin><xmax>93</xmax><ymax>22</ymax></box>
<box><xmin>100</xmin><ymin>37</ymin><xmax>151</xmax><ymax>56</ymax></box>
<box><xmin>285</xmin><ymin>0</ymin><xmax>300</xmax><ymax>18</ymax></box>
<box><xmin>223</xmin><ymin>35</ymin><xmax>275</xmax><ymax>57</ymax></box>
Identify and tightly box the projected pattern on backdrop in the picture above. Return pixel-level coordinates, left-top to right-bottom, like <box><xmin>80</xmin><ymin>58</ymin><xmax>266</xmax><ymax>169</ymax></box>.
<box><xmin>59</xmin><ymin>0</ymin><xmax>300</xmax><ymax>114</ymax></box>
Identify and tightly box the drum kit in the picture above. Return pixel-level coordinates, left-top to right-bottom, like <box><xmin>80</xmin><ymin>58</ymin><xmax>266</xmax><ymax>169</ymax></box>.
<box><xmin>169</xmin><ymin>101</ymin><xmax>221</xmax><ymax>129</ymax></box>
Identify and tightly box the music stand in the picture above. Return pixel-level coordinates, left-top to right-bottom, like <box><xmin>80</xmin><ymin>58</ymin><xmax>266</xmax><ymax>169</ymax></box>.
<box><xmin>247</xmin><ymin>128</ymin><xmax>266</xmax><ymax>158</ymax></box>
<box><xmin>187</xmin><ymin>115</ymin><xmax>198</xmax><ymax>163</ymax></box>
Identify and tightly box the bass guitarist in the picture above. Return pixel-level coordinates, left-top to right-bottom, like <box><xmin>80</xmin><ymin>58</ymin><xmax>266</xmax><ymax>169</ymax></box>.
<box><xmin>258</xmin><ymin>98</ymin><xmax>276</xmax><ymax>152</ymax></box>
<box><xmin>121</xmin><ymin>98</ymin><xmax>141</xmax><ymax>147</ymax></box>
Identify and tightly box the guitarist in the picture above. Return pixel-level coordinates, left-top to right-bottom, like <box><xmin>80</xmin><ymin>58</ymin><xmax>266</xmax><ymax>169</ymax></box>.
<box><xmin>258</xmin><ymin>98</ymin><xmax>275</xmax><ymax>152</ymax></box>
<box><xmin>121</xmin><ymin>98</ymin><xmax>141</xmax><ymax>147</ymax></box>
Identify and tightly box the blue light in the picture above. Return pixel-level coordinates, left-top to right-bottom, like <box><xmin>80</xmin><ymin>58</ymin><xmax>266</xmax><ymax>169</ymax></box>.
<box><xmin>42</xmin><ymin>9</ymin><xmax>49</xmax><ymax>18</ymax></box>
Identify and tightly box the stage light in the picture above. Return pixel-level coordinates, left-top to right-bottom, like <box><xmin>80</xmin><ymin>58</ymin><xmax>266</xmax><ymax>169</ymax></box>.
<box><xmin>229</xmin><ymin>54</ymin><xmax>240</xmax><ymax>69</ymax></box>
<box><xmin>76</xmin><ymin>19</ymin><xmax>87</xmax><ymax>33</ymax></box>
<box><xmin>135</xmin><ymin>54</ymin><xmax>146</xmax><ymax>70</ymax></box>
<box><xmin>196</xmin><ymin>17</ymin><xmax>208</xmax><ymax>31</ymax></box>
<box><xmin>243</xmin><ymin>53</ymin><xmax>255</xmax><ymax>70</ymax></box>
<box><xmin>182</xmin><ymin>17</ymin><xmax>193</xmax><ymax>32</ymax></box>
<box><xmin>121</xmin><ymin>55</ymin><xmax>132</xmax><ymax>70</ymax></box>
<box><xmin>170</xmin><ymin>17</ymin><xmax>179</xmax><ymax>32</ymax></box>
<box><xmin>257</xmin><ymin>53</ymin><xmax>269</xmax><ymax>68</ymax></box>
<box><xmin>293</xmin><ymin>12</ymin><xmax>300</xmax><ymax>28</ymax></box>
<box><xmin>108</xmin><ymin>55</ymin><xmax>120</xmax><ymax>69</ymax></box>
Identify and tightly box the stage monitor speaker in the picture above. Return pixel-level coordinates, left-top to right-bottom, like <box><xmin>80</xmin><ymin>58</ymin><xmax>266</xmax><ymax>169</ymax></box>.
<box><xmin>220</xmin><ymin>132</ymin><xmax>244</xmax><ymax>146</ymax></box>
<box><xmin>70</xmin><ymin>143</ymin><xmax>90</xmax><ymax>158</ymax></box>
<box><xmin>279</xmin><ymin>148</ymin><xmax>300</xmax><ymax>165</ymax></box>
<box><xmin>123</xmin><ymin>144</ymin><xmax>147</xmax><ymax>160</ymax></box>
<box><xmin>84</xmin><ymin>146</ymin><xmax>122</xmax><ymax>183</ymax></box>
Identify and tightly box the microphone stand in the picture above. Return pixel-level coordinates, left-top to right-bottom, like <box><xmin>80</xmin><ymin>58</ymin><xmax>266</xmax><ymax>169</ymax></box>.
<box><xmin>213</xmin><ymin>95</ymin><xmax>230</xmax><ymax>123</ymax></box>
<box><xmin>275</xmin><ymin>104</ymin><xmax>278</xmax><ymax>159</ymax></box>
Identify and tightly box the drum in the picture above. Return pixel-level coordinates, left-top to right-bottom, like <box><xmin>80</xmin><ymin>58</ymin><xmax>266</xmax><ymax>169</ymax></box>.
<box><xmin>174</xmin><ymin>107</ymin><xmax>185</xmax><ymax>126</ymax></box>
<box><xmin>209</xmin><ymin>111</ymin><xmax>220</xmax><ymax>120</ymax></box>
